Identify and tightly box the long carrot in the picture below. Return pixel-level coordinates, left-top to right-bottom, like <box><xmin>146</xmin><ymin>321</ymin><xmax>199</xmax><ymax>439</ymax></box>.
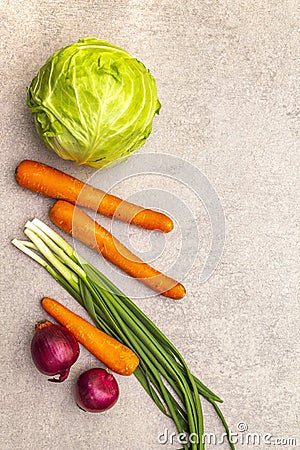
<box><xmin>41</xmin><ymin>297</ymin><xmax>139</xmax><ymax>376</ymax></box>
<box><xmin>49</xmin><ymin>200</ymin><xmax>186</xmax><ymax>300</ymax></box>
<box><xmin>15</xmin><ymin>160</ymin><xmax>174</xmax><ymax>232</ymax></box>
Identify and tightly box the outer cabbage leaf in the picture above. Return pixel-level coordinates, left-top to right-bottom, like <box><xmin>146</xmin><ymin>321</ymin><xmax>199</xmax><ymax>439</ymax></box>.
<box><xmin>27</xmin><ymin>38</ymin><xmax>161</xmax><ymax>168</ymax></box>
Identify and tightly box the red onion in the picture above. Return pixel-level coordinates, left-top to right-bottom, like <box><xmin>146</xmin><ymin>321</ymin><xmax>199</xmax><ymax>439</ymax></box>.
<box><xmin>75</xmin><ymin>368</ymin><xmax>119</xmax><ymax>412</ymax></box>
<box><xmin>31</xmin><ymin>320</ymin><xmax>80</xmax><ymax>382</ymax></box>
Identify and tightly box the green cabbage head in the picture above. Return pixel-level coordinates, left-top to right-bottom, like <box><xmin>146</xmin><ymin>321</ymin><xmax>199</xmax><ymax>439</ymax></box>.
<box><xmin>27</xmin><ymin>38</ymin><xmax>161</xmax><ymax>168</ymax></box>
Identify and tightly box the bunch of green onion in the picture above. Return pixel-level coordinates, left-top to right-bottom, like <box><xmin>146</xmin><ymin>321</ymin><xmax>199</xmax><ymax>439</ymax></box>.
<box><xmin>12</xmin><ymin>219</ymin><xmax>235</xmax><ymax>450</ymax></box>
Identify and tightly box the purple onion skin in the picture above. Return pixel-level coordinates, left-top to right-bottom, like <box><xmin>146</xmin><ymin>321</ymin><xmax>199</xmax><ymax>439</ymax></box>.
<box><xmin>75</xmin><ymin>368</ymin><xmax>119</xmax><ymax>413</ymax></box>
<box><xmin>31</xmin><ymin>321</ymin><xmax>80</xmax><ymax>382</ymax></box>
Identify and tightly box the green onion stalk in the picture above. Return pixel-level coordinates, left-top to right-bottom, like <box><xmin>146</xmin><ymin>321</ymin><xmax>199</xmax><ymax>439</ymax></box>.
<box><xmin>12</xmin><ymin>219</ymin><xmax>235</xmax><ymax>450</ymax></box>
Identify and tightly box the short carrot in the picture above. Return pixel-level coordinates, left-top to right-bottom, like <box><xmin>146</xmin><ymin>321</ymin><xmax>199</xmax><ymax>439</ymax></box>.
<box><xmin>15</xmin><ymin>160</ymin><xmax>174</xmax><ymax>232</ymax></box>
<box><xmin>41</xmin><ymin>297</ymin><xmax>139</xmax><ymax>376</ymax></box>
<box><xmin>49</xmin><ymin>200</ymin><xmax>186</xmax><ymax>300</ymax></box>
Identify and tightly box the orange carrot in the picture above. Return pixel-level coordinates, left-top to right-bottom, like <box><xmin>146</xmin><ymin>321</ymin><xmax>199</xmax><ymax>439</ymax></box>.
<box><xmin>49</xmin><ymin>200</ymin><xmax>186</xmax><ymax>300</ymax></box>
<box><xmin>15</xmin><ymin>160</ymin><xmax>173</xmax><ymax>232</ymax></box>
<box><xmin>41</xmin><ymin>297</ymin><xmax>139</xmax><ymax>376</ymax></box>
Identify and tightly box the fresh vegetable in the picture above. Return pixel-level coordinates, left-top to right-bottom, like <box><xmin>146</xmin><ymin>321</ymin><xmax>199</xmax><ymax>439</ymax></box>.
<box><xmin>27</xmin><ymin>38</ymin><xmax>161</xmax><ymax>168</ymax></box>
<box><xmin>31</xmin><ymin>320</ymin><xmax>80</xmax><ymax>382</ymax></box>
<box><xmin>75</xmin><ymin>368</ymin><xmax>119</xmax><ymax>413</ymax></box>
<box><xmin>42</xmin><ymin>297</ymin><xmax>139</xmax><ymax>376</ymax></box>
<box><xmin>49</xmin><ymin>200</ymin><xmax>186</xmax><ymax>300</ymax></box>
<box><xmin>15</xmin><ymin>160</ymin><xmax>174</xmax><ymax>232</ymax></box>
<box><xmin>12</xmin><ymin>219</ymin><xmax>235</xmax><ymax>450</ymax></box>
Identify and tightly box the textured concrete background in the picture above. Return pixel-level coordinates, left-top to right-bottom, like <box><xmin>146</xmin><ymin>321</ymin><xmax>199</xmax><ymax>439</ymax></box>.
<box><xmin>0</xmin><ymin>1</ymin><xmax>299</xmax><ymax>449</ymax></box>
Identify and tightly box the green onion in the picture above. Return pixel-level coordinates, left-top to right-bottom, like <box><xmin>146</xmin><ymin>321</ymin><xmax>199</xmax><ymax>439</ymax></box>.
<box><xmin>12</xmin><ymin>219</ymin><xmax>235</xmax><ymax>450</ymax></box>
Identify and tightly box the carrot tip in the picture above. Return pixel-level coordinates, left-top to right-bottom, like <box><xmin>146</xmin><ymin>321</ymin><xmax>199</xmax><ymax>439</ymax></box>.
<box><xmin>162</xmin><ymin>283</ymin><xmax>186</xmax><ymax>300</ymax></box>
<box><xmin>164</xmin><ymin>220</ymin><xmax>174</xmax><ymax>233</ymax></box>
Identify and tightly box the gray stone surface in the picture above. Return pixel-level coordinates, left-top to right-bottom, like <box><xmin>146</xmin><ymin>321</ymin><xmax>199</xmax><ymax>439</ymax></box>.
<box><xmin>0</xmin><ymin>1</ymin><xmax>299</xmax><ymax>449</ymax></box>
